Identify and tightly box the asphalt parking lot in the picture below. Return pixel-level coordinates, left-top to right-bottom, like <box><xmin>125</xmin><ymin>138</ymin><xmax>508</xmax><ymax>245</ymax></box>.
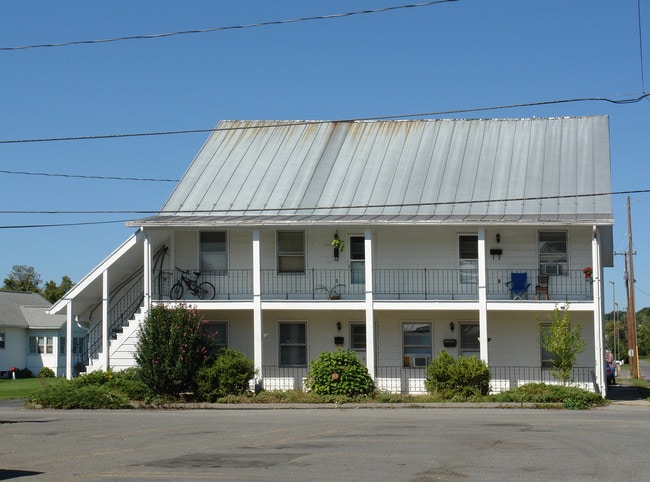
<box><xmin>1</xmin><ymin>402</ymin><xmax>648</xmax><ymax>481</ymax></box>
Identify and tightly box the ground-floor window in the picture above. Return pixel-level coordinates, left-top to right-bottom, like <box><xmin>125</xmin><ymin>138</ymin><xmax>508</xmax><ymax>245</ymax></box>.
<box><xmin>403</xmin><ymin>322</ymin><xmax>431</xmax><ymax>367</ymax></box>
<box><xmin>279</xmin><ymin>322</ymin><xmax>307</xmax><ymax>366</ymax></box>
<box><xmin>59</xmin><ymin>337</ymin><xmax>86</xmax><ymax>355</ymax></box>
<box><xmin>205</xmin><ymin>321</ymin><xmax>228</xmax><ymax>353</ymax></box>
<box><xmin>0</xmin><ymin>333</ymin><xmax>5</xmax><ymax>349</ymax></box>
<box><xmin>350</xmin><ymin>323</ymin><xmax>366</xmax><ymax>351</ymax></box>
<box><xmin>29</xmin><ymin>336</ymin><xmax>53</xmax><ymax>354</ymax></box>
<box><xmin>539</xmin><ymin>323</ymin><xmax>555</xmax><ymax>368</ymax></box>
<box><xmin>459</xmin><ymin>323</ymin><xmax>480</xmax><ymax>358</ymax></box>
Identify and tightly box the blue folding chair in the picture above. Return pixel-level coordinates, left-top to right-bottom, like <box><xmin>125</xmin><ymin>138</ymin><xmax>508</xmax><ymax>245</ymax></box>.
<box><xmin>506</xmin><ymin>272</ymin><xmax>531</xmax><ymax>300</ymax></box>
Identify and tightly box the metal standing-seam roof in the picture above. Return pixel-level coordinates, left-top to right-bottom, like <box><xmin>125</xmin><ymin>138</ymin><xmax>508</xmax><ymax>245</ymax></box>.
<box><xmin>128</xmin><ymin>116</ymin><xmax>612</xmax><ymax>228</ymax></box>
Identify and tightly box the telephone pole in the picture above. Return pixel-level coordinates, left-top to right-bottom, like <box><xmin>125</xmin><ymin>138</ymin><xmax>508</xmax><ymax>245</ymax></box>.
<box><xmin>626</xmin><ymin>196</ymin><xmax>640</xmax><ymax>379</ymax></box>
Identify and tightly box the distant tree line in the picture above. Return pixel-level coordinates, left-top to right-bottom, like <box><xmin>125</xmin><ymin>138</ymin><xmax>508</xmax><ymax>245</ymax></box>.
<box><xmin>2</xmin><ymin>265</ymin><xmax>73</xmax><ymax>304</ymax></box>
<box><xmin>604</xmin><ymin>307</ymin><xmax>650</xmax><ymax>359</ymax></box>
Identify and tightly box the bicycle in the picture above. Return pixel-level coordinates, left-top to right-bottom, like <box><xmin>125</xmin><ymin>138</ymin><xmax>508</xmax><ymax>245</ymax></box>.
<box><xmin>170</xmin><ymin>267</ymin><xmax>216</xmax><ymax>300</ymax></box>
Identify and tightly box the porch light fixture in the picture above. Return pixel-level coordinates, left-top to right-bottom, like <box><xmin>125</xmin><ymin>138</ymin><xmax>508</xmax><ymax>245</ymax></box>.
<box><xmin>496</xmin><ymin>233</ymin><xmax>501</xmax><ymax>244</ymax></box>
<box><xmin>336</xmin><ymin>321</ymin><xmax>342</xmax><ymax>332</ymax></box>
<box><xmin>449</xmin><ymin>322</ymin><xmax>455</xmax><ymax>332</ymax></box>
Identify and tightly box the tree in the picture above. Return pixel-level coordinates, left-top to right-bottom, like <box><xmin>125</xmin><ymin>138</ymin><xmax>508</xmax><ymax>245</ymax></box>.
<box><xmin>135</xmin><ymin>304</ymin><xmax>215</xmax><ymax>397</ymax></box>
<box><xmin>3</xmin><ymin>265</ymin><xmax>42</xmax><ymax>292</ymax></box>
<box><xmin>42</xmin><ymin>276</ymin><xmax>74</xmax><ymax>303</ymax></box>
<box><xmin>539</xmin><ymin>306</ymin><xmax>587</xmax><ymax>385</ymax></box>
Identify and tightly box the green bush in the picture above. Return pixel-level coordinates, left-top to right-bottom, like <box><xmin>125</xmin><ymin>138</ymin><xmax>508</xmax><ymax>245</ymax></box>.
<box><xmin>492</xmin><ymin>383</ymin><xmax>606</xmax><ymax>409</ymax></box>
<box><xmin>37</xmin><ymin>367</ymin><xmax>55</xmax><ymax>378</ymax></box>
<box><xmin>135</xmin><ymin>304</ymin><xmax>215</xmax><ymax>397</ymax></box>
<box><xmin>28</xmin><ymin>381</ymin><xmax>131</xmax><ymax>409</ymax></box>
<box><xmin>425</xmin><ymin>350</ymin><xmax>491</xmax><ymax>399</ymax></box>
<box><xmin>196</xmin><ymin>349</ymin><xmax>255</xmax><ymax>402</ymax></box>
<box><xmin>305</xmin><ymin>349</ymin><xmax>375</xmax><ymax>397</ymax></box>
<box><xmin>15</xmin><ymin>368</ymin><xmax>33</xmax><ymax>379</ymax></box>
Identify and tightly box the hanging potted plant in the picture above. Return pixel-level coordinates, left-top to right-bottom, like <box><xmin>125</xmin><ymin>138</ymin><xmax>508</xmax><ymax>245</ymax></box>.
<box><xmin>330</xmin><ymin>232</ymin><xmax>344</xmax><ymax>261</ymax></box>
<box><xmin>583</xmin><ymin>266</ymin><xmax>593</xmax><ymax>280</ymax></box>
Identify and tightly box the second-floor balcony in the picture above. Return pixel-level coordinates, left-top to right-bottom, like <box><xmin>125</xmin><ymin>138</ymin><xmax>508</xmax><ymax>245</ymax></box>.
<box><xmin>152</xmin><ymin>268</ymin><xmax>594</xmax><ymax>303</ymax></box>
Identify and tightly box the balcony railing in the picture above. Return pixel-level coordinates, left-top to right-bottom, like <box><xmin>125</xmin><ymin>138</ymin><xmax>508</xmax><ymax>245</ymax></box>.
<box><xmin>152</xmin><ymin>268</ymin><xmax>593</xmax><ymax>302</ymax></box>
<box><xmin>260</xmin><ymin>365</ymin><xmax>596</xmax><ymax>394</ymax></box>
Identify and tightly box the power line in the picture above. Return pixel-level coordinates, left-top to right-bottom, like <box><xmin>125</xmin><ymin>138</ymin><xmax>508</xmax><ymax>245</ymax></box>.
<box><xmin>0</xmin><ymin>220</ymin><xmax>131</xmax><ymax>230</ymax></box>
<box><xmin>0</xmin><ymin>188</ymin><xmax>647</xmax><ymax>218</ymax></box>
<box><xmin>637</xmin><ymin>0</ymin><xmax>646</xmax><ymax>92</ymax></box>
<box><xmin>1</xmin><ymin>94</ymin><xmax>648</xmax><ymax>145</ymax></box>
<box><xmin>0</xmin><ymin>169</ymin><xmax>179</xmax><ymax>183</ymax></box>
<box><xmin>0</xmin><ymin>1</ymin><xmax>459</xmax><ymax>52</ymax></box>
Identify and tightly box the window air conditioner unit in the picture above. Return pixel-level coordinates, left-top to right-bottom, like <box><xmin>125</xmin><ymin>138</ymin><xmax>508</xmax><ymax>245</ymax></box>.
<box><xmin>544</xmin><ymin>264</ymin><xmax>560</xmax><ymax>275</ymax></box>
<box><xmin>412</xmin><ymin>356</ymin><xmax>429</xmax><ymax>367</ymax></box>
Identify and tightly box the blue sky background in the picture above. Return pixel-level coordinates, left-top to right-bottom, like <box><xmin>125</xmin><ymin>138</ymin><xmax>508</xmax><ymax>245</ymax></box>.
<box><xmin>1</xmin><ymin>0</ymin><xmax>648</xmax><ymax>312</ymax></box>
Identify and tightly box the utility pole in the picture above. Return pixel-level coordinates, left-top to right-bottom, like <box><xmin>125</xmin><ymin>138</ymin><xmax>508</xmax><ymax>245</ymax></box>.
<box><xmin>626</xmin><ymin>196</ymin><xmax>640</xmax><ymax>379</ymax></box>
<box><xmin>609</xmin><ymin>280</ymin><xmax>618</xmax><ymax>364</ymax></box>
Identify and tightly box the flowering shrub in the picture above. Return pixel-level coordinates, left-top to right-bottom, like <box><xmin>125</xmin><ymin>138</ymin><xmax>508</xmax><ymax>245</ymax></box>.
<box><xmin>305</xmin><ymin>349</ymin><xmax>375</xmax><ymax>396</ymax></box>
<box><xmin>135</xmin><ymin>304</ymin><xmax>214</xmax><ymax>397</ymax></box>
<box><xmin>583</xmin><ymin>266</ymin><xmax>593</xmax><ymax>278</ymax></box>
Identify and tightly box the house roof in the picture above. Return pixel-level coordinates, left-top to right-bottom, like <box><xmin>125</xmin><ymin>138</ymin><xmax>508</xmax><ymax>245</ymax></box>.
<box><xmin>0</xmin><ymin>291</ymin><xmax>64</xmax><ymax>329</ymax></box>
<box><xmin>128</xmin><ymin>116</ymin><xmax>612</xmax><ymax>227</ymax></box>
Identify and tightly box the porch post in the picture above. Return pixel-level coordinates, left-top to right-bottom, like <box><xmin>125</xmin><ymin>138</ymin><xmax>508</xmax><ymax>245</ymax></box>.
<box><xmin>252</xmin><ymin>229</ymin><xmax>263</xmax><ymax>387</ymax></box>
<box><xmin>477</xmin><ymin>228</ymin><xmax>489</xmax><ymax>363</ymax></box>
<box><xmin>592</xmin><ymin>226</ymin><xmax>605</xmax><ymax>395</ymax></box>
<box><xmin>66</xmin><ymin>301</ymin><xmax>73</xmax><ymax>379</ymax></box>
<box><xmin>102</xmin><ymin>269</ymin><xmax>110</xmax><ymax>370</ymax></box>
<box><xmin>364</xmin><ymin>228</ymin><xmax>376</xmax><ymax>379</ymax></box>
<box><xmin>143</xmin><ymin>230</ymin><xmax>152</xmax><ymax>307</ymax></box>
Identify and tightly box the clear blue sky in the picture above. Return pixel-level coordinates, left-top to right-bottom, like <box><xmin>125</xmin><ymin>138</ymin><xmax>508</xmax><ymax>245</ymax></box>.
<box><xmin>1</xmin><ymin>0</ymin><xmax>648</xmax><ymax>312</ymax></box>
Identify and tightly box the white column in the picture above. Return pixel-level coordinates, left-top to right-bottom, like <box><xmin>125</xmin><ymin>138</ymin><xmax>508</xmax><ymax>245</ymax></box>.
<box><xmin>143</xmin><ymin>230</ymin><xmax>152</xmax><ymax>307</ymax></box>
<box><xmin>477</xmin><ymin>228</ymin><xmax>489</xmax><ymax>363</ymax></box>
<box><xmin>252</xmin><ymin>230</ymin><xmax>263</xmax><ymax>386</ymax></box>
<box><xmin>592</xmin><ymin>226</ymin><xmax>605</xmax><ymax>395</ymax></box>
<box><xmin>102</xmin><ymin>269</ymin><xmax>110</xmax><ymax>370</ymax></box>
<box><xmin>364</xmin><ymin>228</ymin><xmax>376</xmax><ymax>379</ymax></box>
<box><xmin>66</xmin><ymin>302</ymin><xmax>73</xmax><ymax>379</ymax></box>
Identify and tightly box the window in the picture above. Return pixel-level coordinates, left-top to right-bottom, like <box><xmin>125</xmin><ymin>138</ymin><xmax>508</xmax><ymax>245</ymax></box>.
<box><xmin>350</xmin><ymin>236</ymin><xmax>365</xmax><ymax>284</ymax></box>
<box><xmin>29</xmin><ymin>336</ymin><xmax>53</xmax><ymax>354</ymax></box>
<box><xmin>538</xmin><ymin>231</ymin><xmax>567</xmax><ymax>275</ymax></box>
<box><xmin>459</xmin><ymin>323</ymin><xmax>480</xmax><ymax>357</ymax></box>
<box><xmin>59</xmin><ymin>337</ymin><xmax>86</xmax><ymax>355</ymax></box>
<box><xmin>0</xmin><ymin>333</ymin><xmax>5</xmax><ymax>349</ymax></box>
<box><xmin>459</xmin><ymin>235</ymin><xmax>478</xmax><ymax>284</ymax></box>
<box><xmin>205</xmin><ymin>322</ymin><xmax>228</xmax><ymax>353</ymax></box>
<box><xmin>277</xmin><ymin>231</ymin><xmax>305</xmax><ymax>273</ymax></box>
<box><xmin>350</xmin><ymin>323</ymin><xmax>366</xmax><ymax>351</ymax></box>
<box><xmin>402</xmin><ymin>322</ymin><xmax>431</xmax><ymax>367</ymax></box>
<box><xmin>279</xmin><ymin>322</ymin><xmax>307</xmax><ymax>366</ymax></box>
<box><xmin>540</xmin><ymin>323</ymin><xmax>555</xmax><ymax>368</ymax></box>
<box><xmin>200</xmin><ymin>231</ymin><xmax>227</xmax><ymax>273</ymax></box>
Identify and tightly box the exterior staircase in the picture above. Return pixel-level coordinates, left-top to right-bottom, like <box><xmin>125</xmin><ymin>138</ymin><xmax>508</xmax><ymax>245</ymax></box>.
<box><xmin>86</xmin><ymin>307</ymin><xmax>147</xmax><ymax>373</ymax></box>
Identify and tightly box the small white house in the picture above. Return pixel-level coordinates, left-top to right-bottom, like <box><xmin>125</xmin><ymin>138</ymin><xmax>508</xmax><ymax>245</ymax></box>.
<box><xmin>50</xmin><ymin>117</ymin><xmax>614</xmax><ymax>394</ymax></box>
<box><xmin>0</xmin><ymin>291</ymin><xmax>84</xmax><ymax>377</ymax></box>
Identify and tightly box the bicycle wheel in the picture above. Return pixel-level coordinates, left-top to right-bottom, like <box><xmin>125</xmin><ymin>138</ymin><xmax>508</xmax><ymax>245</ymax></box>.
<box><xmin>170</xmin><ymin>282</ymin><xmax>184</xmax><ymax>300</ymax></box>
<box><xmin>197</xmin><ymin>281</ymin><xmax>216</xmax><ymax>300</ymax></box>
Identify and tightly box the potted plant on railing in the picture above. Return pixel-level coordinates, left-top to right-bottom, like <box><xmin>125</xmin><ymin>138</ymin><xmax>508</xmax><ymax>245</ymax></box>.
<box><xmin>583</xmin><ymin>266</ymin><xmax>593</xmax><ymax>280</ymax></box>
<box><xmin>315</xmin><ymin>283</ymin><xmax>346</xmax><ymax>300</ymax></box>
<box><xmin>330</xmin><ymin>232</ymin><xmax>345</xmax><ymax>261</ymax></box>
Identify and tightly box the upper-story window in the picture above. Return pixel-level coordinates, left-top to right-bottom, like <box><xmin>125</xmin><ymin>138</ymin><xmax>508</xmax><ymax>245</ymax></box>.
<box><xmin>459</xmin><ymin>235</ymin><xmax>478</xmax><ymax>284</ymax></box>
<box><xmin>538</xmin><ymin>231</ymin><xmax>567</xmax><ymax>275</ymax></box>
<box><xmin>200</xmin><ymin>232</ymin><xmax>227</xmax><ymax>273</ymax></box>
<box><xmin>277</xmin><ymin>231</ymin><xmax>305</xmax><ymax>273</ymax></box>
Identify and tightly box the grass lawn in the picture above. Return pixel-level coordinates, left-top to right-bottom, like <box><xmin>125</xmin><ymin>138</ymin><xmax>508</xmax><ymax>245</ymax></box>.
<box><xmin>0</xmin><ymin>378</ymin><xmax>66</xmax><ymax>400</ymax></box>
